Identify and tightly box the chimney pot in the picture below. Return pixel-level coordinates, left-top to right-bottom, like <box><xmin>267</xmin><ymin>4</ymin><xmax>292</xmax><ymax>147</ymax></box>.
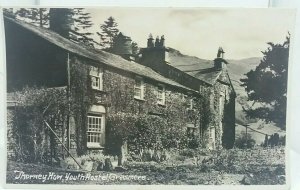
<box><xmin>155</xmin><ymin>36</ymin><xmax>160</xmax><ymax>47</ymax></box>
<box><xmin>147</xmin><ymin>33</ymin><xmax>154</xmax><ymax>48</ymax></box>
<box><xmin>160</xmin><ymin>35</ymin><xmax>165</xmax><ymax>47</ymax></box>
<box><xmin>217</xmin><ymin>47</ymin><xmax>225</xmax><ymax>58</ymax></box>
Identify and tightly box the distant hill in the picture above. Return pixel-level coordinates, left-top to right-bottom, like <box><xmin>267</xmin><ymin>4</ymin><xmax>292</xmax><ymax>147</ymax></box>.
<box><xmin>167</xmin><ymin>47</ymin><xmax>261</xmax><ymax>108</ymax></box>
<box><xmin>168</xmin><ymin>48</ymin><xmax>213</xmax><ymax>69</ymax></box>
<box><xmin>167</xmin><ymin>48</ymin><xmax>261</xmax><ymax>84</ymax></box>
<box><xmin>167</xmin><ymin>48</ymin><xmax>285</xmax><ymax>143</ymax></box>
<box><xmin>226</xmin><ymin>57</ymin><xmax>261</xmax><ymax>98</ymax></box>
<box><xmin>167</xmin><ymin>47</ymin><xmax>261</xmax><ymax>99</ymax></box>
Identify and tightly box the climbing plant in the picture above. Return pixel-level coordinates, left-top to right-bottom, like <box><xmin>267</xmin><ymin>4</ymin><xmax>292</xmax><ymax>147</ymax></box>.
<box><xmin>195</xmin><ymin>87</ymin><xmax>215</xmax><ymax>148</ymax></box>
<box><xmin>69</xmin><ymin>56</ymin><xmax>96</xmax><ymax>156</ymax></box>
<box><xmin>9</xmin><ymin>87</ymin><xmax>68</xmax><ymax>163</ymax></box>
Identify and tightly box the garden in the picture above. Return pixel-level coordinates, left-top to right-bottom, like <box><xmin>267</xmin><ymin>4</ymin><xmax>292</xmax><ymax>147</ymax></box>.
<box><xmin>6</xmin><ymin>86</ymin><xmax>286</xmax><ymax>185</ymax></box>
<box><xmin>7</xmin><ymin>146</ymin><xmax>285</xmax><ymax>185</ymax></box>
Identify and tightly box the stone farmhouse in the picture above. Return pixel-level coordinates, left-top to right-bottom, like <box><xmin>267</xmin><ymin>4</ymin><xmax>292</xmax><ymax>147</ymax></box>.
<box><xmin>5</xmin><ymin>15</ymin><xmax>235</xmax><ymax>160</ymax></box>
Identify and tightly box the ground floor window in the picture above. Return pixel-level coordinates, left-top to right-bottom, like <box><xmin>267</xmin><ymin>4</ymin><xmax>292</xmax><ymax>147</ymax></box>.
<box><xmin>87</xmin><ymin>115</ymin><xmax>103</xmax><ymax>143</ymax></box>
<box><xmin>87</xmin><ymin>105</ymin><xmax>106</xmax><ymax>148</ymax></box>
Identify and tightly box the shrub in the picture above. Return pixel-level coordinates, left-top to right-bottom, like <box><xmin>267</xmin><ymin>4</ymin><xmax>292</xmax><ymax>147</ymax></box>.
<box><xmin>106</xmin><ymin>113</ymin><xmax>189</xmax><ymax>157</ymax></box>
<box><xmin>105</xmin><ymin>112</ymin><xmax>137</xmax><ymax>156</ymax></box>
<box><xmin>179</xmin><ymin>149</ymin><xmax>196</xmax><ymax>157</ymax></box>
<box><xmin>187</xmin><ymin>137</ymin><xmax>199</xmax><ymax>149</ymax></box>
<box><xmin>10</xmin><ymin>87</ymin><xmax>68</xmax><ymax>163</ymax></box>
<box><xmin>235</xmin><ymin>132</ymin><xmax>256</xmax><ymax>149</ymax></box>
<box><xmin>279</xmin><ymin>135</ymin><xmax>286</xmax><ymax>146</ymax></box>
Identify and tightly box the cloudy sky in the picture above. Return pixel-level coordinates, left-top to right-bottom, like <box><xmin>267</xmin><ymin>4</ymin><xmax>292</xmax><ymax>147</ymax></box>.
<box><xmin>87</xmin><ymin>8</ymin><xmax>295</xmax><ymax>60</ymax></box>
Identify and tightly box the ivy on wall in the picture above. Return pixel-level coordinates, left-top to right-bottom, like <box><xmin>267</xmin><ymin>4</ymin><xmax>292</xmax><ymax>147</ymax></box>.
<box><xmin>9</xmin><ymin>55</ymin><xmax>236</xmax><ymax>163</ymax></box>
<box><xmin>195</xmin><ymin>87</ymin><xmax>215</xmax><ymax>148</ymax></box>
<box><xmin>9</xmin><ymin>87</ymin><xmax>68</xmax><ymax>163</ymax></box>
<box><xmin>102</xmin><ymin>68</ymin><xmax>205</xmax><ymax>154</ymax></box>
<box><xmin>69</xmin><ymin>56</ymin><xmax>96</xmax><ymax>156</ymax></box>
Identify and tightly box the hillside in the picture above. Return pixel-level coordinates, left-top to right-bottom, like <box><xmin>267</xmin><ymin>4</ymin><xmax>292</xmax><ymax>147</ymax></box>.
<box><xmin>168</xmin><ymin>48</ymin><xmax>261</xmax><ymax>96</ymax></box>
<box><xmin>167</xmin><ymin>47</ymin><xmax>261</xmax><ymax>105</ymax></box>
<box><xmin>167</xmin><ymin>48</ymin><xmax>285</xmax><ymax>143</ymax></box>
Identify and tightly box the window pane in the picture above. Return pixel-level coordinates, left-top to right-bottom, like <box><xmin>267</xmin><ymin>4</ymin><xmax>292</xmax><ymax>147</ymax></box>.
<box><xmin>90</xmin><ymin>66</ymin><xmax>102</xmax><ymax>90</ymax></box>
<box><xmin>98</xmin><ymin>118</ymin><xmax>102</xmax><ymax>131</ymax></box>
<box><xmin>134</xmin><ymin>89</ymin><xmax>141</xmax><ymax>97</ymax></box>
<box><xmin>97</xmin><ymin>134</ymin><xmax>100</xmax><ymax>143</ymax></box>
<box><xmin>87</xmin><ymin>115</ymin><xmax>104</xmax><ymax>144</ymax></box>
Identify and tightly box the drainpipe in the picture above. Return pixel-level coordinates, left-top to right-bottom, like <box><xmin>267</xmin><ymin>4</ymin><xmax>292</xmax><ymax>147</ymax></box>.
<box><xmin>67</xmin><ymin>52</ymin><xmax>71</xmax><ymax>151</ymax></box>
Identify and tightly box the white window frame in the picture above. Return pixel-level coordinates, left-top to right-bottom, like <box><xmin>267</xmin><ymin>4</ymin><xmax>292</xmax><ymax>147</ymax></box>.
<box><xmin>90</xmin><ymin>66</ymin><xmax>103</xmax><ymax>91</ymax></box>
<box><xmin>87</xmin><ymin>114</ymin><xmax>105</xmax><ymax>148</ymax></box>
<box><xmin>209</xmin><ymin>127</ymin><xmax>216</xmax><ymax>150</ymax></box>
<box><xmin>134</xmin><ymin>77</ymin><xmax>145</xmax><ymax>100</ymax></box>
<box><xmin>209</xmin><ymin>127</ymin><xmax>216</xmax><ymax>140</ymax></box>
<box><xmin>186</xmin><ymin>124</ymin><xmax>197</xmax><ymax>137</ymax></box>
<box><xmin>187</xmin><ymin>97</ymin><xmax>194</xmax><ymax>110</ymax></box>
<box><xmin>157</xmin><ymin>84</ymin><xmax>165</xmax><ymax>105</ymax></box>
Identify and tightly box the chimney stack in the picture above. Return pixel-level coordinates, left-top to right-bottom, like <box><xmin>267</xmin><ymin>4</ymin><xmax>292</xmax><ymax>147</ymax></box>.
<box><xmin>147</xmin><ymin>34</ymin><xmax>154</xmax><ymax>48</ymax></box>
<box><xmin>160</xmin><ymin>35</ymin><xmax>165</xmax><ymax>47</ymax></box>
<box><xmin>49</xmin><ymin>8</ymin><xmax>74</xmax><ymax>39</ymax></box>
<box><xmin>155</xmin><ymin>36</ymin><xmax>160</xmax><ymax>47</ymax></box>
<box><xmin>140</xmin><ymin>34</ymin><xmax>169</xmax><ymax>68</ymax></box>
<box><xmin>217</xmin><ymin>47</ymin><xmax>225</xmax><ymax>58</ymax></box>
<box><xmin>214</xmin><ymin>47</ymin><xmax>228</xmax><ymax>70</ymax></box>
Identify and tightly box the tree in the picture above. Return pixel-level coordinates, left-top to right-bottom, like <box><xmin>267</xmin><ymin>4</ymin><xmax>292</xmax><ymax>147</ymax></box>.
<box><xmin>3</xmin><ymin>8</ymin><xmax>16</xmax><ymax>18</ymax></box>
<box><xmin>131</xmin><ymin>41</ymin><xmax>140</xmax><ymax>55</ymax></box>
<box><xmin>49</xmin><ymin>8</ymin><xmax>74</xmax><ymax>38</ymax></box>
<box><xmin>28</xmin><ymin>8</ymin><xmax>49</xmax><ymax>27</ymax></box>
<box><xmin>15</xmin><ymin>8</ymin><xmax>49</xmax><ymax>27</ymax></box>
<box><xmin>49</xmin><ymin>8</ymin><xmax>95</xmax><ymax>47</ymax></box>
<box><xmin>240</xmin><ymin>35</ymin><xmax>290</xmax><ymax>130</ymax></box>
<box><xmin>97</xmin><ymin>16</ymin><xmax>119</xmax><ymax>49</ymax></box>
<box><xmin>71</xmin><ymin>8</ymin><xmax>94</xmax><ymax>47</ymax></box>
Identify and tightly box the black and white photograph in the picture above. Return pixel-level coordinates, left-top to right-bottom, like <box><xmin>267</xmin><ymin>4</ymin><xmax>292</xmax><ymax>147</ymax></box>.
<box><xmin>2</xmin><ymin>7</ymin><xmax>295</xmax><ymax>186</ymax></box>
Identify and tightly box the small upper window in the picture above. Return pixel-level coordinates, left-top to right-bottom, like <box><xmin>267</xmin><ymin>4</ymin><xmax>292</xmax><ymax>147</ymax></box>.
<box><xmin>157</xmin><ymin>85</ymin><xmax>165</xmax><ymax>105</ymax></box>
<box><xmin>134</xmin><ymin>77</ymin><xmax>145</xmax><ymax>100</ymax></box>
<box><xmin>90</xmin><ymin>66</ymin><xmax>103</xmax><ymax>90</ymax></box>
<box><xmin>187</xmin><ymin>97</ymin><xmax>194</xmax><ymax>110</ymax></box>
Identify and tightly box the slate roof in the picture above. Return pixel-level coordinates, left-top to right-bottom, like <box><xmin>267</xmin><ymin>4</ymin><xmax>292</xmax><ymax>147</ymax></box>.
<box><xmin>167</xmin><ymin>52</ymin><xmax>224</xmax><ymax>85</ymax></box>
<box><xmin>4</xmin><ymin>16</ymin><xmax>197</xmax><ymax>93</ymax></box>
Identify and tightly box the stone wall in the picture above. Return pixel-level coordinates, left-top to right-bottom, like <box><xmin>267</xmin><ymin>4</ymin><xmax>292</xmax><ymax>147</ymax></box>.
<box><xmin>208</xmin><ymin>70</ymin><xmax>236</xmax><ymax>149</ymax></box>
<box><xmin>69</xmin><ymin>56</ymin><xmax>203</xmax><ymax>154</ymax></box>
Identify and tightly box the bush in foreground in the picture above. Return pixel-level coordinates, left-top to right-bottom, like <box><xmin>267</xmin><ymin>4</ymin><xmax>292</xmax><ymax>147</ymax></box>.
<box><xmin>235</xmin><ymin>132</ymin><xmax>256</xmax><ymax>149</ymax></box>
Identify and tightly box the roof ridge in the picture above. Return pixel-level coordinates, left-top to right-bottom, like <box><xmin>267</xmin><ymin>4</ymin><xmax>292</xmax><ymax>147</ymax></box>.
<box><xmin>4</xmin><ymin>16</ymin><xmax>198</xmax><ymax>93</ymax></box>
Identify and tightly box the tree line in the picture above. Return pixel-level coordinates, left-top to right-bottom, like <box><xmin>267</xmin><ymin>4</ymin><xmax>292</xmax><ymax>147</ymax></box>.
<box><xmin>3</xmin><ymin>8</ymin><xmax>139</xmax><ymax>53</ymax></box>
